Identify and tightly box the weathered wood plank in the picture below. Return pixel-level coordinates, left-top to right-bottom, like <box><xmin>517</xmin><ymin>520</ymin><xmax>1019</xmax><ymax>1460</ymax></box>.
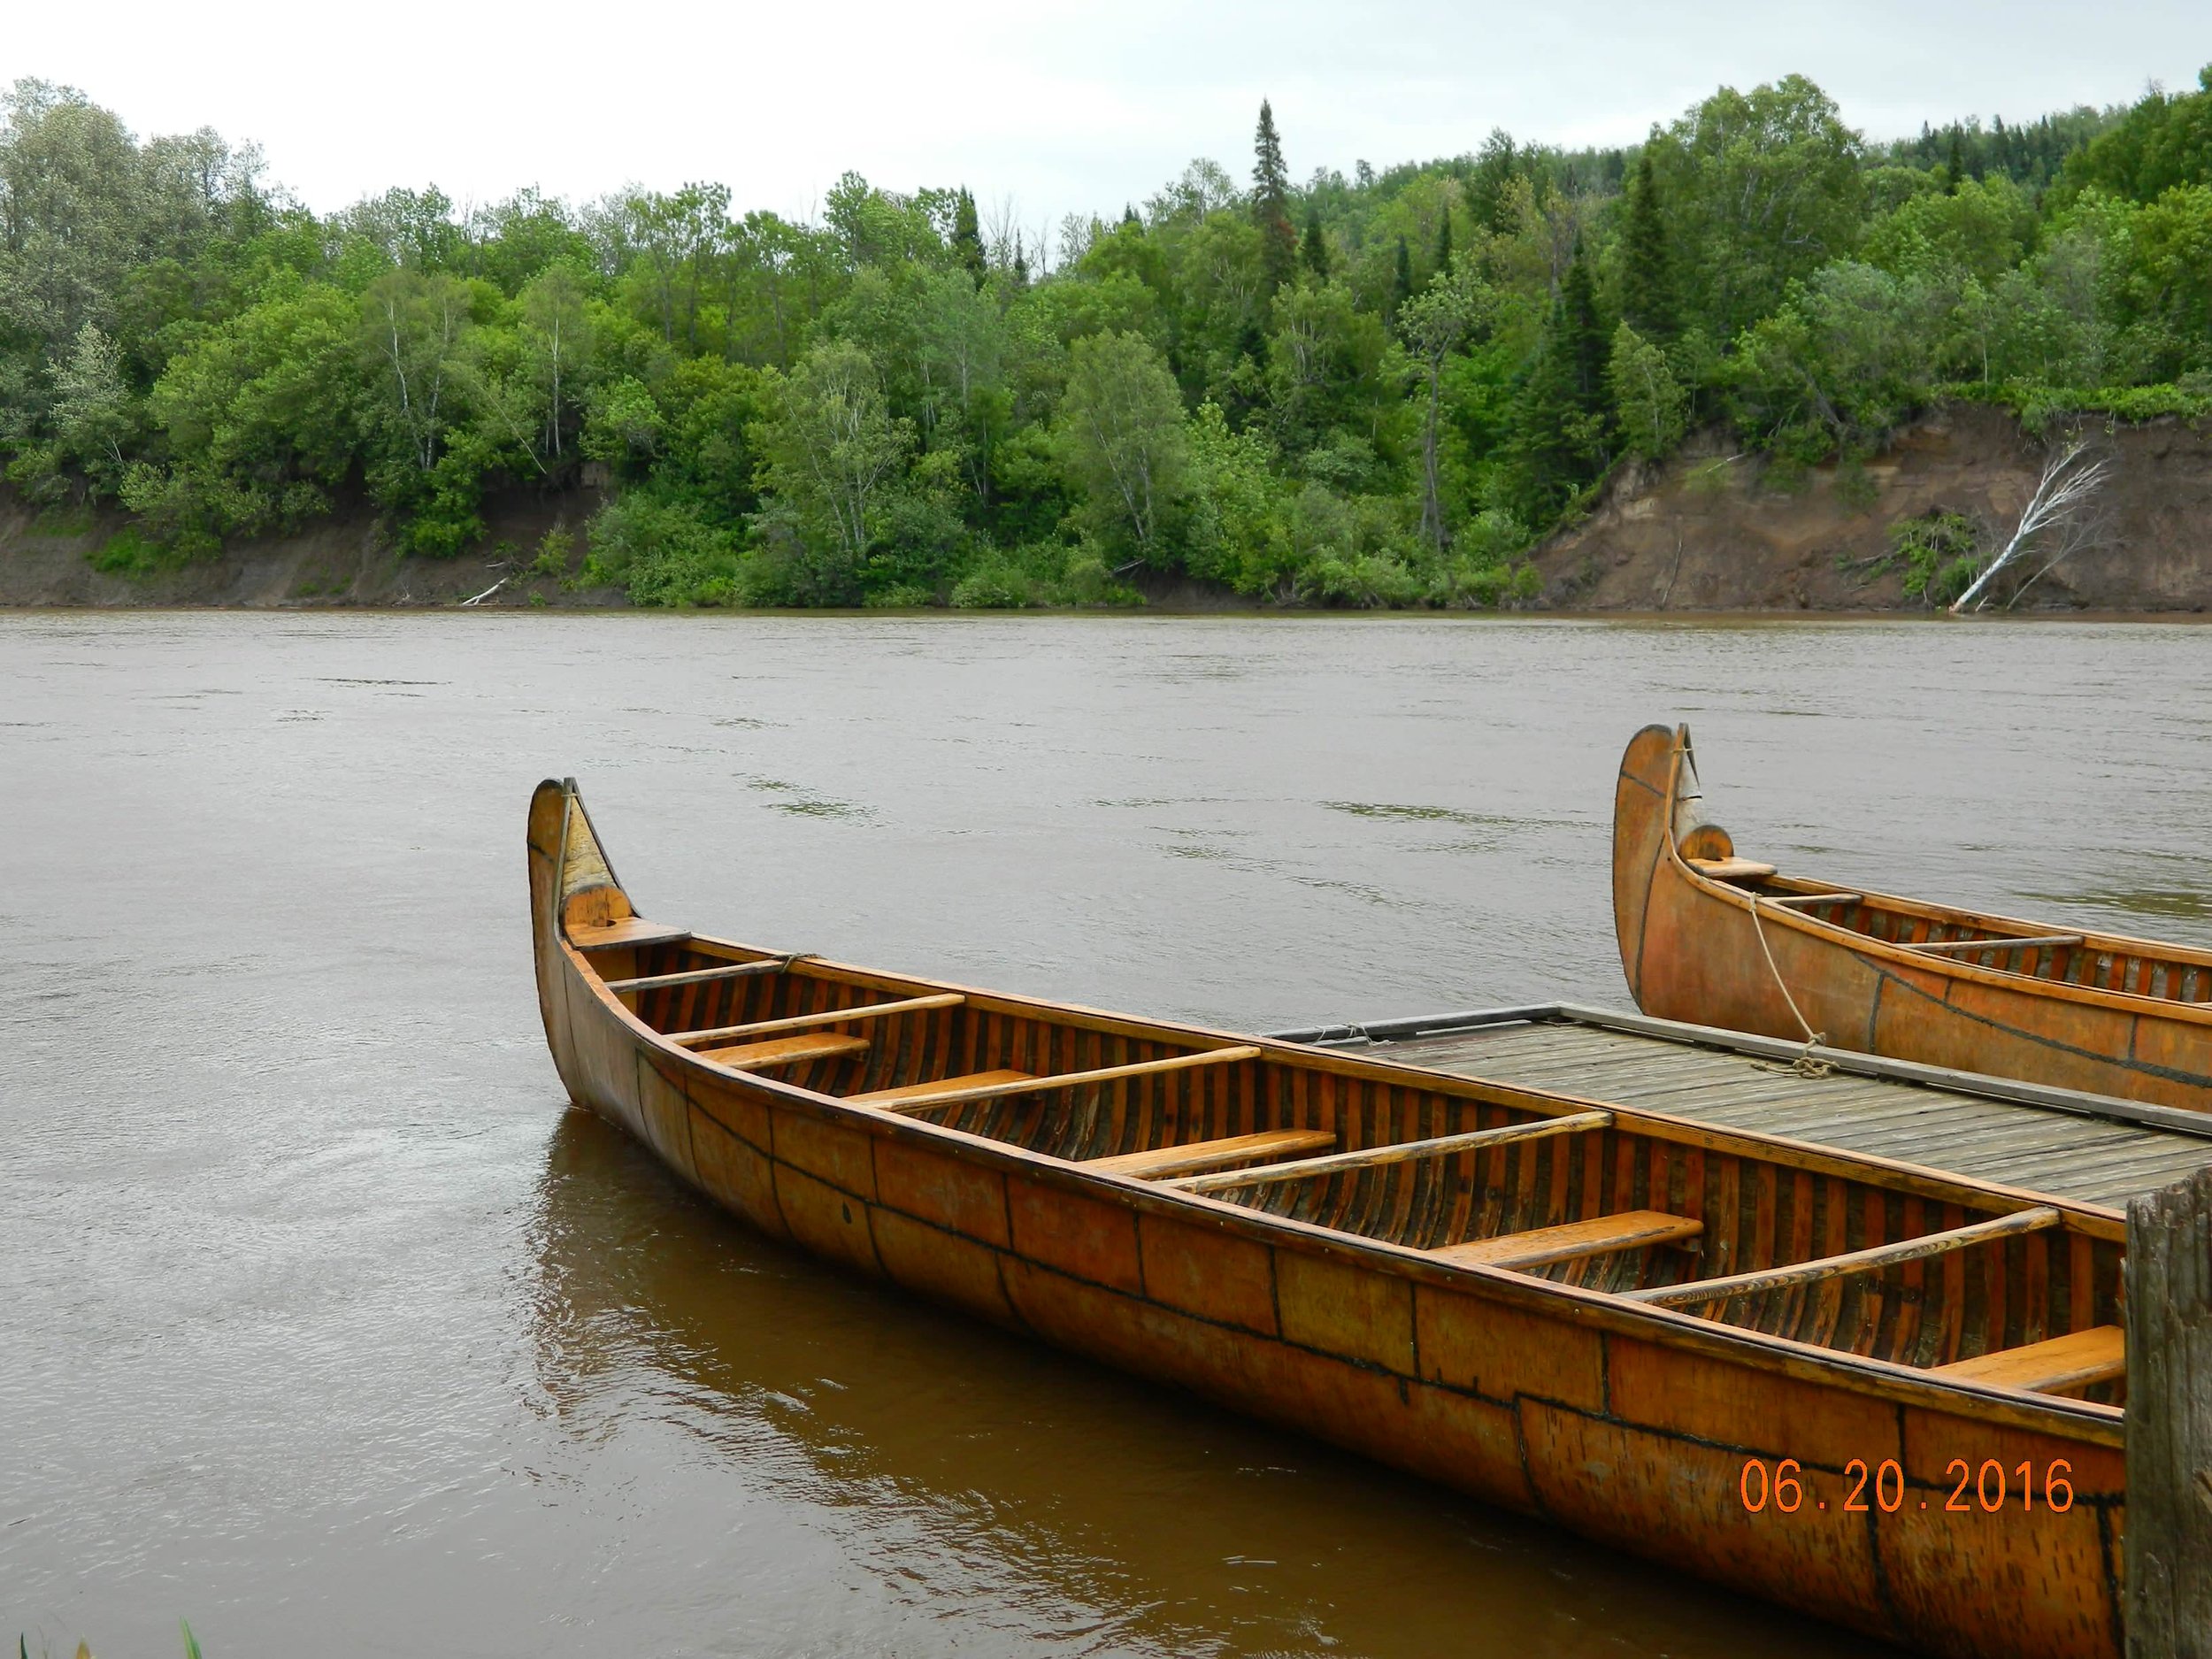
<box><xmin>571</xmin><ymin>916</ymin><xmax>692</xmax><ymax>951</ymax></box>
<box><xmin>1934</xmin><ymin>1326</ymin><xmax>2124</xmax><ymax>1395</ymax></box>
<box><xmin>694</xmin><ymin>1032</ymin><xmax>871</xmax><ymax>1071</ymax></box>
<box><xmin>2126</xmin><ymin>1166</ymin><xmax>2212</xmax><ymax>1655</ymax></box>
<box><xmin>1430</xmin><ymin>1209</ymin><xmax>1702</xmax><ymax>1271</ymax></box>
<box><xmin>1085</xmin><ymin>1128</ymin><xmax>1338</xmax><ymax>1179</ymax></box>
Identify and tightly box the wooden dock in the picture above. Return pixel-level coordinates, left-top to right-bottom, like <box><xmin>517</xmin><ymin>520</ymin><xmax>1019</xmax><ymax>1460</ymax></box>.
<box><xmin>1269</xmin><ymin>1003</ymin><xmax>2212</xmax><ymax>1210</ymax></box>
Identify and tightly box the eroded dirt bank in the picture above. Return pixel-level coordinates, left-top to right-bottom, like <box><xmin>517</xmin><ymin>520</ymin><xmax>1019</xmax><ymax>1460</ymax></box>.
<box><xmin>0</xmin><ymin>485</ymin><xmax>618</xmax><ymax>609</ymax></box>
<box><xmin>1532</xmin><ymin>404</ymin><xmax>2212</xmax><ymax>613</ymax></box>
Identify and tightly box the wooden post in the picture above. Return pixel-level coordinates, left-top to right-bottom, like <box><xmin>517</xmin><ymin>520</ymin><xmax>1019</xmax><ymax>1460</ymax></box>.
<box><xmin>2125</xmin><ymin>1165</ymin><xmax>2212</xmax><ymax>1658</ymax></box>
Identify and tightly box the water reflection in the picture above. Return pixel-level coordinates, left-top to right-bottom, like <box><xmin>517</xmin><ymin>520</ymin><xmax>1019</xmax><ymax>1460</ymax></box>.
<box><xmin>527</xmin><ymin>1109</ymin><xmax>1894</xmax><ymax>1657</ymax></box>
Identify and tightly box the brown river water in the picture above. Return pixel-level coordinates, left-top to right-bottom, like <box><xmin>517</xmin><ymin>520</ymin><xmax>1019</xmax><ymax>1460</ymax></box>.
<box><xmin>7</xmin><ymin>612</ymin><xmax>2211</xmax><ymax>1658</ymax></box>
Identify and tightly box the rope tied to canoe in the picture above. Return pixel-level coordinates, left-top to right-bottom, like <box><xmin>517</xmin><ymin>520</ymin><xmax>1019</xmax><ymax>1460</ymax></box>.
<box><xmin>1745</xmin><ymin>894</ymin><xmax>1836</xmax><ymax>1078</ymax></box>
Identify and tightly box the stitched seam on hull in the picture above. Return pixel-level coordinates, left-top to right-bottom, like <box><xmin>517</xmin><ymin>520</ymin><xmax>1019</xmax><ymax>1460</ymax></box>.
<box><xmin>1867</xmin><ymin>964</ymin><xmax>2212</xmax><ymax>1090</ymax></box>
<box><xmin>722</xmin><ymin>1156</ymin><xmax>2121</xmax><ymax>1449</ymax></box>
<box><xmin>649</xmin><ymin>1040</ymin><xmax>2125</xmax><ymax>1437</ymax></box>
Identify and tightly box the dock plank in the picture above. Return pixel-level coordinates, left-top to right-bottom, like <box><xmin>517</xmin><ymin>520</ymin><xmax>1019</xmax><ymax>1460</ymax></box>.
<box><xmin>1360</xmin><ymin>1011</ymin><xmax>2212</xmax><ymax>1208</ymax></box>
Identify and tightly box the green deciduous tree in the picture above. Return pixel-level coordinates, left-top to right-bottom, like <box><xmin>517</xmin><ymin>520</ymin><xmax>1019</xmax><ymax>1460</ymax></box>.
<box><xmin>1653</xmin><ymin>75</ymin><xmax>1866</xmax><ymax>339</ymax></box>
<box><xmin>1056</xmin><ymin>330</ymin><xmax>1188</xmax><ymax>560</ymax></box>
<box><xmin>1400</xmin><ymin>265</ymin><xmax>1489</xmax><ymax>549</ymax></box>
<box><xmin>752</xmin><ymin>339</ymin><xmax>913</xmax><ymax>598</ymax></box>
<box><xmin>1607</xmin><ymin>322</ymin><xmax>1686</xmax><ymax>459</ymax></box>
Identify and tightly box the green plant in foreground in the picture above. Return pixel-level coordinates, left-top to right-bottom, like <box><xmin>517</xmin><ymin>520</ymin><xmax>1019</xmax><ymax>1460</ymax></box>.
<box><xmin>17</xmin><ymin>1620</ymin><xmax>201</xmax><ymax>1658</ymax></box>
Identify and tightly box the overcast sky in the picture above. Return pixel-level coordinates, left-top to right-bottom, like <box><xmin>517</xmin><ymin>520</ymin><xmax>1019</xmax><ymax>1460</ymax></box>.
<box><xmin>7</xmin><ymin>1</ymin><xmax>2206</xmax><ymax>237</ymax></box>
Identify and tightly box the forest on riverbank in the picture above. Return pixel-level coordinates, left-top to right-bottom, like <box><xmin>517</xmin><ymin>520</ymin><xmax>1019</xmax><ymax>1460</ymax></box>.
<box><xmin>2</xmin><ymin>69</ymin><xmax>2209</xmax><ymax>609</ymax></box>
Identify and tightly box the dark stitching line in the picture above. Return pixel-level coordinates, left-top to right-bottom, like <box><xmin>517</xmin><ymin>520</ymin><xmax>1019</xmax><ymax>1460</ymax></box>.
<box><xmin>1868</xmin><ymin>963</ymin><xmax>2212</xmax><ymax>1089</ymax></box>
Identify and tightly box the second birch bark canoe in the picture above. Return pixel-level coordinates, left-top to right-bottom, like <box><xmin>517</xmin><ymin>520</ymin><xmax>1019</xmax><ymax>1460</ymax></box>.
<box><xmin>534</xmin><ymin>777</ymin><xmax>2135</xmax><ymax>1659</ymax></box>
<box><xmin>1614</xmin><ymin>722</ymin><xmax>2212</xmax><ymax>1112</ymax></box>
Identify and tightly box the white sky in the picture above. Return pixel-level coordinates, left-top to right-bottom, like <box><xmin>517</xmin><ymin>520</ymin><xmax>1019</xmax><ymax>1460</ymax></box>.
<box><xmin>6</xmin><ymin>0</ymin><xmax>2206</xmax><ymax>240</ymax></box>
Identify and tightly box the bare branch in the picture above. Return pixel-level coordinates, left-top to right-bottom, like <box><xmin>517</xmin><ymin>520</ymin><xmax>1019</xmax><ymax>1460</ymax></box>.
<box><xmin>1950</xmin><ymin>438</ymin><xmax>2114</xmax><ymax>614</ymax></box>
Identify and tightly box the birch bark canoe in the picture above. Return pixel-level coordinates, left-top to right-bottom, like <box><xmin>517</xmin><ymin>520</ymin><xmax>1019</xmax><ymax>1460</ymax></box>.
<box><xmin>534</xmin><ymin>777</ymin><xmax>2138</xmax><ymax>1659</ymax></box>
<box><xmin>1614</xmin><ymin>723</ymin><xmax>2212</xmax><ymax>1113</ymax></box>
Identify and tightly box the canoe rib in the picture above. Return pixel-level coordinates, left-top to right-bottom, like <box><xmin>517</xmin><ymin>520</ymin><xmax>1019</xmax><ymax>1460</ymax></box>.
<box><xmin>530</xmin><ymin>777</ymin><xmax>2135</xmax><ymax>1659</ymax></box>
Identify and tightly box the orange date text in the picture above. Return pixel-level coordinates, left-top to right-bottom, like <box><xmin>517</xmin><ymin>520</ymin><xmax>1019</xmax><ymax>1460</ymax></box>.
<box><xmin>1737</xmin><ymin>1456</ymin><xmax>2075</xmax><ymax>1515</ymax></box>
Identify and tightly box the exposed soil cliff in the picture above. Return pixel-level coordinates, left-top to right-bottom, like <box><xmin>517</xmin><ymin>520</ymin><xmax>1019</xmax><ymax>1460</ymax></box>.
<box><xmin>0</xmin><ymin>484</ymin><xmax>618</xmax><ymax>609</ymax></box>
<box><xmin>1532</xmin><ymin>403</ymin><xmax>2212</xmax><ymax>613</ymax></box>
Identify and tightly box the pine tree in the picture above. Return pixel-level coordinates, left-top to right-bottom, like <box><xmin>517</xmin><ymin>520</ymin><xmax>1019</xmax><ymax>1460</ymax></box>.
<box><xmin>1122</xmin><ymin>204</ymin><xmax>1140</xmax><ymax>227</ymax></box>
<box><xmin>952</xmin><ymin>188</ymin><xmax>987</xmax><ymax>286</ymax></box>
<box><xmin>1012</xmin><ymin>231</ymin><xmax>1028</xmax><ymax>287</ymax></box>
<box><xmin>1389</xmin><ymin>234</ymin><xmax>1414</xmax><ymax>323</ymax></box>
<box><xmin>1252</xmin><ymin>99</ymin><xmax>1297</xmax><ymax>293</ymax></box>
<box><xmin>1560</xmin><ymin>237</ymin><xmax>1609</xmax><ymax>412</ymax></box>
<box><xmin>1617</xmin><ymin>148</ymin><xmax>1676</xmax><ymax>341</ymax></box>
<box><xmin>1946</xmin><ymin>127</ymin><xmax>1964</xmax><ymax>194</ymax></box>
<box><xmin>1433</xmin><ymin>204</ymin><xmax>1453</xmax><ymax>277</ymax></box>
<box><xmin>1300</xmin><ymin>204</ymin><xmax>1331</xmax><ymax>280</ymax></box>
<box><xmin>1510</xmin><ymin>236</ymin><xmax>1611</xmax><ymax>516</ymax></box>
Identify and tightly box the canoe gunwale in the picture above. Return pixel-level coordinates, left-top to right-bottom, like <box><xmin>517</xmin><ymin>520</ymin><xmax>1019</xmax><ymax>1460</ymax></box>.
<box><xmin>551</xmin><ymin>922</ymin><xmax>2126</xmax><ymax>1447</ymax></box>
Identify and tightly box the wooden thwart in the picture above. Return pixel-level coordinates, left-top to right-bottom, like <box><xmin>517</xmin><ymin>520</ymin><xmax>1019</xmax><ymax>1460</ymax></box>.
<box><xmin>854</xmin><ymin>1046</ymin><xmax>1263</xmax><ymax>1114</ymax></box>
<box><xmin>695</xmin><ymin>1033</ymin><xmax>870</xmax><ymax>1071</ymax></box>
<box><xmin>1165</xmin><ymin>1110</ymin><xmax>1614</xmax><ymax>1195</ymax></box>
<box><xmin>669</xmin><ymin>993</ymin><xmax>964</xmax><ymax>1047</ymax></box>
<box><xmin>605</xmin><ymin>958</ymin><xmax>790</xmax><ymax>995</ymax></box>
<box><xmin>1934</xmin><ymin>1326</ymin><xmax>2125</xmax><ymax>1395</ymax></box>
<box><xmin>571</xmin><ymin>917</ymin><xmax>693</xmax><ymax>952</ymax></box>
<box><xmin>1909</xmin><ymin>933</ymin><xmax>2084</xmax><ymax>957</ymax></box>
<box><xmin>1086</xmin><ymin>1128</ymin><xmax>1338</xmax><ymax>1180</ymax></box>
<box><xmin>854</xmin><ymin>1069</ymin><xmax>1032</xmax><ymax>1104</ymax></box>
<box><xmin>1624</xmin><ymin>1206</ymin><xmax>2064</xmax><ymax>1308</ymax></box>
<box><xmin>1769</xmin><ymin>891</ymin><xmax>1861</xmax><ymax>908</ymax></box>
<box><xmin>1430</xmin><ymin>1209</ymin><xmax>1704</xmax><ymax>1271</ymax></box>
<box><xmin>1686</xmin><ymin>856</ymin><xmax>1778</xmax><ymax>880</ymax></box>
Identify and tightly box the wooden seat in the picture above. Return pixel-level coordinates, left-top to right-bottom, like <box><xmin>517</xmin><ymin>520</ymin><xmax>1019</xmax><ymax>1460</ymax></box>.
<box><xmin>1686</xmin><ymin>856</ymin><xmax>1778</xmax><ymax>881</ymax></box>
<box><xmin>1429</xmin><ymin>1210</ymin><xmax>1705</xmax><ymax>1271</ymax></box>
<box><xmin>1085</xmin><ymin>1129</ymin><xmax>1337</xmax><ymax>1180</ymax></box>
<box><xmin>1932</xmin><ymin>1326</ymin><xmax>2125</xmax><ymax>1395</ymax></box>
<box><xmin>694</xmin><ymin>1033</ymin><xmax>870</xmax><ymax>1071</ymax></box>
<box><xmin>849</xmin><ymin>1069</ymin><xmax>1033</xmax><ymax>1105</ymax></box>
<box><xmin>572</xmin><ymin>917</ymin><xmax>692</xmax><ymax>951</ymax></box>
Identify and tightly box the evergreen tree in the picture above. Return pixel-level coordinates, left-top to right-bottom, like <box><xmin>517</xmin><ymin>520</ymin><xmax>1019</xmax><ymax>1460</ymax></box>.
<box><xmin>1946</xmin><ymin>127</ymin><xmax>1964</xmax><ymax>194</ymax></box>
<box><xmin>1301</xmin><ymin>204</ymin><xmax>1331</xmax><ymax>280</ymax></box>
<box><xmin>952</xmin><ymin>188</ymin><xmax>987</xmax><ymax>286</ymax></box>
<box><xmin>1388</xmin><ymin>234</ymin><xmax>1414</xmax><ymax>323</ymax></box>
<box><xmin>1012</xmin><ymin>231</ymin><xmax>1028</xmax><ymax>287</ymax></box>
<box><xmin>1617</xmin><ymin>147</ymin><xmax>1676</xmax><ymax>341</ymax></box>
<box><xmin>1510</xmin><ymin>236</ymin><xmax>1611</xmax><ymax>515</ymax></box>
<box><xmin>1433</xmin><ymin>204</ymin><xmax>1453</xmax><ymax>276</ymax></box>
<box><xmin>1122</xmin><ymin>204</ymin><xmax>1140</xmax><ymax>227</ymax></box>
<box><xmin>1252</xmin><ymin>99</ymin><xmax>1298</xmax><ymax>292</ymax></box>
<box><xmin>1561</xmin><ymin>237</ymin><xmax>1609</xmax><ymax>411</ymax></box>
